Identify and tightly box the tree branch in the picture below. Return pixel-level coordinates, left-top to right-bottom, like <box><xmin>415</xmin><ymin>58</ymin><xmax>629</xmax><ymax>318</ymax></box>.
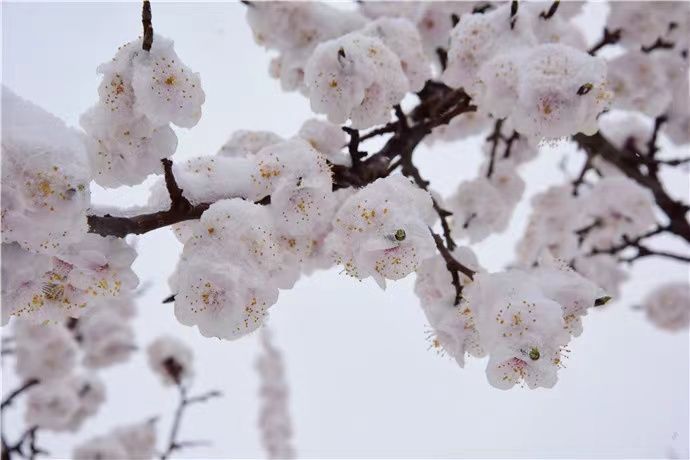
<box><xmin>573</xmin><ymin>132</ymin><xmax>690</xmax><ymax>244</ymax></box>
<box><xmin>588</xmin><ymin>28</ymin><xmax>621</xmax><ymax>55</ymax></box>
<box><xmin>142</xmin><ymin>0</ymin><xmax>153</xmax><ymax>51</ymax></box>
<box><xmin>87</xmin><ymin>81</ymin><xmax>476</xmax><ymax>238</ymax></box>
<box><xmin>160</xmin><ymin>385</ymin><xmax>222</xmax><ymax>460</ymax></box>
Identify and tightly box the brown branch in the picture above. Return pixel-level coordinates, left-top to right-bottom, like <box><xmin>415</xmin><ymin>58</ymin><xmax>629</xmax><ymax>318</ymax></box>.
<box><xmin>87</xmin><ymin>81</ymin><xmax>476</xmax><ymax>238</ymax></box>
<box><xmin>160</xmin><ymin>385</ymin><xmax>222</xmax><ymax>460</ymax></box>
<box><xmin>485</xmin><ymin>119</ymin><xmax>504</xmax><ymax>178</ymax></box>
<box><xmin>142</xmin><ymin>0</ymin><xmax>153</xmax><ymax>51</ymax></box>
<box><xmin>431</xmin><ymin>230</ymin><xmax>475</xmax><ymax>306</ymax></box>
<box><xmin>1</xmin><ymin>379</ymin><xmax>39</xmax><ymax>411</ymax></box>
<box><xmin>641</xmin><ymin>37</ymin><xmax>675</xmax><ymax>53</ymax></box>
<box><xmin>588</xmin><ymin>28</ymin><xmax>621</xmax><ymax>55</ymax></box>
<box><xmin>573</xmin><ymin>132</ymin><xmax>690</xmax><ymax>244</ymax></box>
<box><xmin>539</xmin><ymin>0</ymin><xmax>559</xmax><ymax>20</ymax></box>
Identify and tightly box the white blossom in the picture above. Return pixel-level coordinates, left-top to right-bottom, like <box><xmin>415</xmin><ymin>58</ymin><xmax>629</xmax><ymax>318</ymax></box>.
<box><xmin>298</xmin><ymin>119</ymin><xmax>349</xmax><ymax>166</ymax></box>
<box><xmin>304</xmin><ymin>32</ymin><xmax>409</xmax><ymax>129</ymax></box>
<box><xmin>415</xmin><ymin>247</ymin><xmax>485</xmax><ymax>367</ymax></box>
<box><xmin>78</xmin><ymin>307</ymin><xmax>136</xmax><ymax>369</ymax></box>
<box><xmin>147</xmin><ymin>335</ymin><xmax>194</xmax><ymax>385</ymax></box>
<box><xmin>643</xmin><ymin>282</ymin><xmax>690</xmax><ymax>331</ymax></box>
<box><xmin>14</xmin><ymin>320</ymin><xmax>78</xmax><ymax>381</ymax></box>
<box><xmin>218</xmin><ymin>130</ymin><xmax>284</xmax><ymax>158</ymax></box>
<box><xmin>447</xmin><ymin>177</ymin><xmax>510</xmax><ymax>243</ymax></box>
<box><xmin>257</xmin><ymin>327</ymin><xmax>296</xmax><ymax>459</ymax></box>
<box><xmin>328</xmin><ymin>175</ymin><xmax>436</xmax><ymax>288</ymax></box>
<box><xmin>607</xmin><ymin>51</ymin><xmax>673</xmax><ymax>117</ymax></box>
<box><xmin>580</xmin><ymin>177</ymin><xmax>656</xmax><ymax>251</ymax></box>
<box><xmin>246</xmin><ymin>2</ymin><xmax>365</xmax><ymax>92</ymax></box>
<box><xmin>1</xmin><ymin>87</ymin><xmax>91</xmax><ymax>255</ymax></box>
<box><xmin>172</xmin><ymin>253</ymin><xmax>280</xmax><ymax>340</ymax></box>
<box><xmin>361</xmin><ymin>17</ymin><xmax>431</xmax><ymax>92</ymax></box>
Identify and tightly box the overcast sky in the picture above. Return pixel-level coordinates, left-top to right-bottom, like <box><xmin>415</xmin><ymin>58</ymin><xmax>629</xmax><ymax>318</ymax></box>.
<box><xmin>2</xmin><ymin>1</ymin><xmax>689</xmax><ymax>458</ymax></box>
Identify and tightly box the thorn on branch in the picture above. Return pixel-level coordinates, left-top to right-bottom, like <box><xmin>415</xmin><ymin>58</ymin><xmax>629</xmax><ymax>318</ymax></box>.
<box><xmin>142</xmin><ymin>0</ymin><xmax>153</xmax><ymax>52</ymax></box>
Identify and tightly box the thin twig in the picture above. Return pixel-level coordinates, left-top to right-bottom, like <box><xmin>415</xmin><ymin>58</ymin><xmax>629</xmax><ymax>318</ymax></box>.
<box><xmin>160</xmin><ymin>385</ymin><xmax>222</xmax><ymax>460</ymax></box>
<box><xmin>588</xmin><ymin>28</ymin><xmax>621</xmax><ymax>55</ymax></box>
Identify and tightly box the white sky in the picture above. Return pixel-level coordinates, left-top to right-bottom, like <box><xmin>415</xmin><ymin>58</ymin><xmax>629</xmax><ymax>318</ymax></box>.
<box><xmin>2</xmin><ymin>1</ymin><xmax>689</xmax><ymax>458</ymax></box>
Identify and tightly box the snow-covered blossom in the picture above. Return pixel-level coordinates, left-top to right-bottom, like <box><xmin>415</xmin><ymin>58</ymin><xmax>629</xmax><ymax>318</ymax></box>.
<box><xmin>257</xmin><ymin>327</ymin><xmax>296</xmax><ymax>459</ymax></box>
<box><xmin>172</xmin><ymin>258</ymin><xmax>280</xmax><ymax>340</ymax></box>
<box><xmin>80</xmin><ymin>105</ymin><xmax>178</xmax><ymax>188</ymax></box>
<box><xmin>2</xmin><ymin>87</ymin><xmax>91</xmax><ymax>255</ymax></box>
<box><xmin>447</xmin><ymin>177</ymin><xmax>510</xmax><ymax>243</ymax></box>
<box><xmin>465</xmin><ymin>269</ymin><xmax>572</xmax><ymax>390</ymax></box>
<box><xmin>443</xmin><ymin>4</ymin><xmax>537</xmax><ymax>94</ymax></box>
<box><xmin>218</xmin><ymin>130</ymin><xmax>284</xmax><ymax>158</ymax></box>
<box><xmin>607</xmin><ymin>51</ymin><xmax>673</xmax><ymax>117</ymax></box>
<box><xmin>358</xmin><ymin>2</ymin><xmax>476</xmax><ymax>65</ymax></box>
<box><xmin>147</xmin><ymin>335</ymin><xmax>194</xmax><ymax>385</ymax></box>
<box><xmin>504</xmin><ymin>44</ymin><xmax>611</xmax><ymax>140</ymax></box>
<box><xmin>130</xmin><ymin>36</ymin><xmax>205</xmax><ymax>128</ymax></box>
<box><xmin>246</xmin><ymin>2</ymin><xmax>365</xmax><ymax>92</ymax></box>
<box><xmin>14</xmin><ymin>320</ymin><xmax>78</xmax><ymax>381</ymax></box>
<box><xmin>171</xmin><ymin>155</ymin><xmax>260</xmax><ymax>205</ymax></box>
<box><xmin>643</xmin><ymin>282</ymin><xmax>690</xmax><ymax>332</ymax></box>
<box><xmin>2</xmin><ymin>236</ymin><xmax>138</xmax><ymax>325</ymax></box>
<box><xmin>328</xmin><ymin>175</ymin><xmax>436</xmax><ymax>288</ymax></box>
<box><xmin>304</xmin><ymin>32</ymin><xmax>409</xmax><ymax>129</ymax></box>
<box><xmin>415</xmin><ymin>247</ymin><xmax>485</xmax><ymax>367</ymax></box>
<box><xmin>297</xmin><ymin>119</ymin><xmax>349</xmax><ymax>166</ymax></box>
<box><xmin>81</xmin><ymin>33</ymin><xmax>203</xmax><ymax>187</ymax></box>
<box><xmin>361</xmin><ymin>17</ymin><xmax>431</xmax><ymax>92</ymax></box>
<box><xmin>580</xmin><ymin>177</ymin><xmax>656</xmax><ymax>251</ymax></box>
<box><xmin>252</xmin><ymin>138</ymin><xmax>334</xmax><ymax>235</ymax></box>
<box><xmin>78</xmin><ymin>307</ymin><xmax>136</xmax><ymax>369</ymax></box>
<box><xmin>73</xmin><ymin>420</ymin><xmax>157</xmax><ymax>460</ymax></box>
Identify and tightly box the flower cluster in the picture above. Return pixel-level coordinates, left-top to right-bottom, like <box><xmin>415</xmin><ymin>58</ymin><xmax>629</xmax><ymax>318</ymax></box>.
<box><xmin>416</xmin><ymin>254</ymin><xmax>606</xmax><ymax>389</ymax></box>
<box><xmin>81</xmin><ymin>34</ymin><xmax>204</xmax><ymax>187</ymax></box>
<box><xmin>2</xmin><ymin>88</ymin><xmax>91</xmax><ymax>255</ymax></box>
<box><xmin>327</xmin><ymin>175</ymin><xmax>437</xmax><ymax>288</ymax></box>
<box><xmin>257</xmin><ymin>327</ymin><xmax>296</xmax><ymax>459</ymax></box>
<box><xmin>73</xmin><ymin>419</ymin><xmax>157</xmax><ymax>460</ymax></box>
<box><xmin>443</xmin><ymin>4</ymin><xmax>611</xmax><ymax>141</ymax></box>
